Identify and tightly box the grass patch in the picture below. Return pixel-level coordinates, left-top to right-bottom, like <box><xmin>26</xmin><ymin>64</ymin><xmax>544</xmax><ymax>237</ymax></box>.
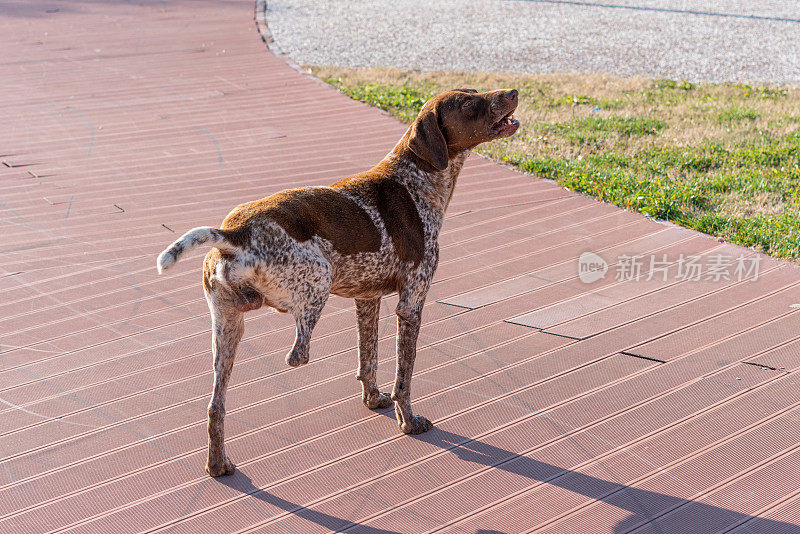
<box><xmin>310</xmin><ymin>66</ymin><xmax>800</xmax><ymax>262</ymax></box>
<box><xmin>654</xmin><ymin>78</ymin><xmax>695</xmax><ymax>91</ymax></box>
<box><xmin>328</xmin><ymin>81</ymin><xmax>438</xmax><ymax>122</ymax></box>
<box><xmin>542</xmin><ymin>116</ymin><xmax>667</xmax><ymax>146</ymax></box>
<box><xmin>716</xmin><ymin>106</ymin><xmax>759</xmax><ymax>124</ymax></box>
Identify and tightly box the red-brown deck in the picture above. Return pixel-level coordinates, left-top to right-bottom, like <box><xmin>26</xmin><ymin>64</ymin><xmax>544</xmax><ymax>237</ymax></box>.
<box><xmin>2</xmin><ymin>1</ymin><xmax>800</xmax><ymax>532</ymax></box>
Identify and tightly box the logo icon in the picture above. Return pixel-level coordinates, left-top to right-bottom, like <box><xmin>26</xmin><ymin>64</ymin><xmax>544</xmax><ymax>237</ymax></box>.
<box><xmin>578</xmin><ymin>252</ymin><xmax>608</xmax><ymax>283</ymax></box>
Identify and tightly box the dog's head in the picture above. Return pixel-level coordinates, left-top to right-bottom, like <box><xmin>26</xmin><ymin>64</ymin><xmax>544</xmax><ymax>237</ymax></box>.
<box><xmin>405</xmin><ymin>88</ymin><xmax>519</xmax><ymax>171</ymax></box>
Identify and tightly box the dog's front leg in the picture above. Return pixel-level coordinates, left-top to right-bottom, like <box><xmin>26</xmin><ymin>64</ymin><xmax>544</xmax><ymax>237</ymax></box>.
<box><xmin>205</xmin><ymin>295</ymin><xmax>243</xmax><ymax>477</ymax></box>
<box><xmin>356</xmin><ymin>298</ymin><xmax>393</xmax><ymax>409</ymax></box>
<box><xmin>391</xmin><ymin>289</ymin><xmax>433</xmax><ymax>435</ymax></box>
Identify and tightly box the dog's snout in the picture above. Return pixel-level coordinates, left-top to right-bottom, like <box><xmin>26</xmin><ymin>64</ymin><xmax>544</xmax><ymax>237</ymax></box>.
<box><xmin>504</xmin><ymin>89</ymin><xmax>518</xmax><ymax>102</ymax></box>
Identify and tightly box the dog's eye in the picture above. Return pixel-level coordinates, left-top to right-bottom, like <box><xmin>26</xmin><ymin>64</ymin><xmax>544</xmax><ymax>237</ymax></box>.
<box><xmin>461</xmin><ymin>100</ymin><xmax>475</xmax><ymax>110</ymax></box>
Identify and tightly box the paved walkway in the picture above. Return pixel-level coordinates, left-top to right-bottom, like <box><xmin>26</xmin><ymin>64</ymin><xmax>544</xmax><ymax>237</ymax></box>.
<box><xmin>267</xmin><ymin>0</ymin><xmax>800</xmax><ymax>84</ymax></box>
<box><xmin>1</xmin><ymin>1</ymin><xmax>800</xmax><ymax>532</ymax></box>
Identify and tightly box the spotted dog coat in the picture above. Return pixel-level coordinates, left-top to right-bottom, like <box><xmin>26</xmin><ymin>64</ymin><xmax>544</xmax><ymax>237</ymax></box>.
<box><xmin>157</xmin><ymin>88</ymin><xmax>520</xmax><ymax>477</ymax></box>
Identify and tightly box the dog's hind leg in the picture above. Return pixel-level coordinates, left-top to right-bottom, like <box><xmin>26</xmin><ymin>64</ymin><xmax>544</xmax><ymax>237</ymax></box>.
<box><xmin>204</xmin><ymin>289</ymin><xmax>244</xmax><ymax>477</ymax></box>
<box><xmin>356</xmin><ymin>298</ymin><xmax>393</xmax><ymax>409</ymax></box>
<box><xmin>285</xmin><ymin>259</ymin><xmax>332</xmax><ymax>368</ymax></box>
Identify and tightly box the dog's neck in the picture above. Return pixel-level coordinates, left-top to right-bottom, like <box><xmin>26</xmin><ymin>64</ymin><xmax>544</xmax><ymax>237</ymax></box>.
<box><xmin>386</xmin><ymin>145</ymin><xmax>470</xmax><ymax>218</ymax></box>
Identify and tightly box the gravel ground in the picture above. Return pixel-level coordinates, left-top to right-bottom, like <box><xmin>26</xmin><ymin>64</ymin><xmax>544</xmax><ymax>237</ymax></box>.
<box><xmin>266</xmin><ymin>0</ymin><xmax>800</xmax><ymax>84</ymax></box>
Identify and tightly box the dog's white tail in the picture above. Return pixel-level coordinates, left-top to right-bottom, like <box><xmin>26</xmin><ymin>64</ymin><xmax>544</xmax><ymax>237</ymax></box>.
<box><xmin>156</xmin><ymin>226</ymin><xmax>232</xmax><ymax>273</ymax></box>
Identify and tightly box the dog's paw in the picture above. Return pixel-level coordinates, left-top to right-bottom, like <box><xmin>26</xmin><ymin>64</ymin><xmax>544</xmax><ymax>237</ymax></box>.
<box><xmin>399</xmin><ymin>414</ymin><xmax>433</xmax><ymax>435</ymax></box>
<box><xmin>364</xmin><ymin>391</ymin><xmax>393</xmax><ymax>410</ymax></box>
<box><xmin>285</xmin><ymin>348</ymin><xmax>309</xmax><ymax>367</ymax></box>
<box><xmin>205</xmin><ymin>456</ymin><xmax>236</xmax><ymax>477</ymax></box>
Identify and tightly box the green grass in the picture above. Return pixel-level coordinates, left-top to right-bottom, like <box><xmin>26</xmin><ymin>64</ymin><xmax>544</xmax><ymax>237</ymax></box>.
<box><xmin>312</xmin><ymin>67</ymin><xmax>800</xmax><ymax>262</ymax></box>
<box><xmin>330</xmin><ymin>81</ymin><xmax>438</xmax><ymax>122</ymax></box>
<box><xmin>541</xmin><ymin>116</ymin><xmax>667</xmax><ymax>146</ymax></box>
<box><xmin>716</xmin><ymin>106</ymin><xmax>759</xmax><ymax>124</ymax></box>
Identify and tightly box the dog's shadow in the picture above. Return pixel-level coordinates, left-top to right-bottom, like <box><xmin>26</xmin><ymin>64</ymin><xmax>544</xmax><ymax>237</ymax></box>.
<box><xmin>416</xmin><ymin>425</ymin><xmax>800</xmax><ymax>533</ymax></box>
<box><xmin>217</xmin><ymin>472</ymin><xmax>401</xmax><ymax>533</ymax></box>
<box><xmin>219</xmin><ymin>418</ymin><xmax>800</xmax><ymax>533</ymax></box>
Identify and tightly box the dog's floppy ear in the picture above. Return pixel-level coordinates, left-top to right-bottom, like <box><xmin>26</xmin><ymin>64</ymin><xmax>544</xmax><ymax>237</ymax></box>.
<box><xmin>408</xmin><ymin>109</ymin><xmax>449</xmax><ymax>171</ymax></box>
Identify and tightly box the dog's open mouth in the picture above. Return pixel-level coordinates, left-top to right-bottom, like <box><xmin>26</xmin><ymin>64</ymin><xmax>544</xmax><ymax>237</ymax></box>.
<box><xmin>491</xmin><ymin>109</ymin><xmax>519</xmax><ymax>136</ymax></box>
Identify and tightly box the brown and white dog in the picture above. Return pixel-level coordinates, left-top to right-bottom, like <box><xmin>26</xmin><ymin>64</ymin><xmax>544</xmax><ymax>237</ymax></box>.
<box><xmin>156</xmin><ymin>88</ymin><xmax>519</xmax><ymax>476</ymax></box>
